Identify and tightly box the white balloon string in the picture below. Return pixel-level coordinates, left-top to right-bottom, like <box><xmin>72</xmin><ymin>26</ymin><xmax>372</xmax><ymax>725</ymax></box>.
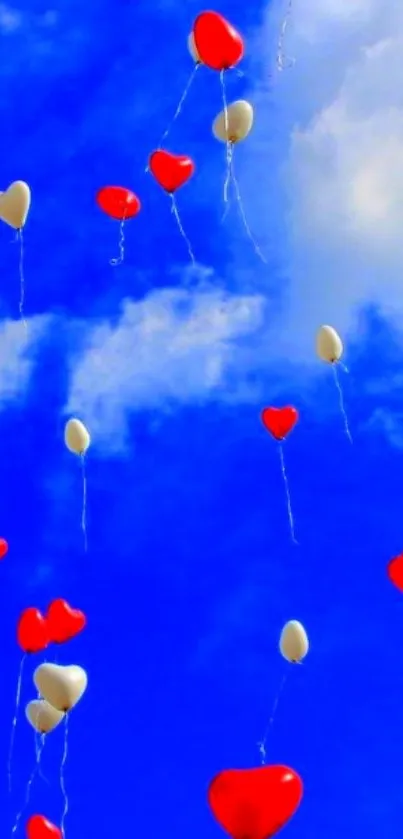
<box><xmin>170</xmin><ymin>194</ymin><xmax>196</xmax><ymax>264</ymax></box>
<box><xmin>35</xmin><ymin>732</ymin><xmax>49</xmax><ymax>785</ymax></box>
<box><xmin>278</xmin><ymin>444</ymin><xmax>298</xmax><ymax>545</ymax></box>
<box><xmin>145</xmin><ymin>64</ymin><xmax>200</xmax><ymax>172</ymax></box>
<box><xmin>109</xmin><ymin>219</ymin><xmax>125</xmax><ymax>266</ymax></box>
<box><xmin>223</xmin><ymin>141</ymin><xmax>234</xmax><ymax>214</ymax></box>
<box><xmin>332</xmin><ymin>364</ymin><xmax>353</xmax><ymax>444</ymax></box>
<box><xmin>220</xmin><ymin>70</ymin><xmax>232</xmax><ymax>204</ymax></box>
<box><xmin>276</xmin><ymin>0</ymin><xmax>295</xmax><ymax>71</ymax></box>
<box><xmin>80</xmin><ymin>454</ymin><xmax>88</xmax><ymax>553</ymax></box>
<box><xmin>11</xmin><ymin>732</ymin><xmax>45</xmax><ymax>835</ymax></box>
<box><xmin>60</xmin><ymin>715</ymin><xmax>69</xmax><ymax>838</ymax></box>
<box><xmin>230</xmin><ymin>157</ymin><xmax>267</xmax><ymax>263</ymax></box>
<box><xmin>258</xmin><ymin>671</ymin><xmax>288</xmax><ymax>764</ymax></box>
<box><xmin>8</xmin><ymin>654</ymin><xmax>26</xmax><ymax>794</ymax></box>
<box><xmin>17</xmin><ymin>229</ymin><xmax>27</xmax><ymax>330</ymax></box>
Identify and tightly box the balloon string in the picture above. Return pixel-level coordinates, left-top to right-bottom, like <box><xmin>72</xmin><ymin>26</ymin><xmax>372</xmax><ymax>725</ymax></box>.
<box><xmin>278</xmin><ymin>444</ymin><xmax>298</xmax><ymax>545</ymax></box>
<box><xmin>11</xmin><ymin>733</ymin><xmax>46</xmax><ymax>835</ymax></box>
<box><xmin>229</xmin><ymin>156</ymin><xmax>267</xmax><ymax>264</ymax></box>
<box><xmin>35</xmin><ymin>732</ymin><xmax>49</xmax><ymax>785</ymax></box>
<box><xmin>170</xmin><ymin>194</ymin><xmax>196</xmax><ymax>264</ymax></box>
<box><xmin>60</xmin><ymin>715</ymin><xmax>69</xmax><ymax>838</ymax></box>
<box><xmin>81</xmin><ymin>454</ymin><xmax>88</xmax><ymax>553</ymax></box>
<box><xmin>17</xmin><ymin>229</ymin><xmax>27</xmax><ymax>330</ymax></box>
<box><xmin>145</xmin><ymin>63</ymin><xmax>200</xmax><ymax>172</ymax></box>
<box><xmin>8</xmin><ymin>653</ymin><xmax>26</xmax><ymax>794</ymax></box>
<box><xmin>110</xmin><ymin>219</ymin><xmax>125</xmax><ymax>266</ymax></box>
<box><xmin>332</xmin><ymin>364</ymin><xmax>353</xmax><ymax>444</ymax></box>
<box><xmin>258</xmin><ymin>671</ymin><xmax>288</xmax><ymax>764</ymax></box>
<box><xmin>276</xmin><ymin>0</ymin><xmax>295</xmax><ymax>71</ymax></box>
<box><xmin>220</xmin><ymin>70</ymin><xmax>233</xmax><ymax>204</ymax></box>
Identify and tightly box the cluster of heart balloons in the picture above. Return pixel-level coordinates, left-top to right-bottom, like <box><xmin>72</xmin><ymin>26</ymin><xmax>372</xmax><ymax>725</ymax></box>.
<box><xmin>96</xmin><ymin>11</ymin><xmax>255</xmax><ymax>253</ymax></box>
<box><xmin>19</xmin><ymin>600</ymin><xmax>87</xmax><ymax>836</ymax></box>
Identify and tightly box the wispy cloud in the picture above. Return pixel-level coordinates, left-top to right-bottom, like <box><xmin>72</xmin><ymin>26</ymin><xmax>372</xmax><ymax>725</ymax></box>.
<box><xmin>0</xmin><ymin>4</ymin><xmax>57</xmax><ymax>33</ymax></box>
<box><xmin>0</xmin><ymin>3</ymin><xmax>22</xmax><ymax>32</ymax></box>
<box><xmin>0</xmin><ymin>314</ymin><xmax>49</xmax><ymax>403</ymax></box>
<box><xmin>65</xmin><ymin>275</ymin><xmax>266</xmax><ymax>451</ymax></box>
<box><xmin>240</xmin><ymin>0</ymin><xmax>403</xmax><ymax>361</ymax></box>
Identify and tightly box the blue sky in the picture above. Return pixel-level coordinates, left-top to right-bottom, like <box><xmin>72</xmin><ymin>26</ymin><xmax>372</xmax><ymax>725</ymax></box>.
<box><xmin>1</xmin><ymin>0</ymin><xmax>403</xmax><ymax>837</ymax></box>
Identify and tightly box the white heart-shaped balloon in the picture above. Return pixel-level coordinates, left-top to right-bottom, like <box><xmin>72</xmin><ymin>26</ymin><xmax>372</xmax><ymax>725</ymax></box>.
<box><xmin>0</xmin><ymin>181</ymin><xmax>31</xmax><ymax>230</ymax></box>
<box><xmin>34</xmin><ymin>663</ymin><xmax>88</xmax><ymax>712</ymax></box>
<box><xmin>25</xmin><ymin>699</ymin><xmax>65</xmax><ymax>733</ymax></box>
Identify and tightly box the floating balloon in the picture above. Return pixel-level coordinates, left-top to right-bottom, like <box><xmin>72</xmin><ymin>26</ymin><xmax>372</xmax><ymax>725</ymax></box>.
<box><xmin>192</xmin><ymin>12</ymin><xmax>244</xmax><ymax>71</ymax></box>
<box><xmin>96</xmin><ymin>186</ymin><xmax>141</xmax><ymax>266</ymax></box>
<box><xmin>46</xmin><ymin>599</ymin><xmax>87</xmax><ymax>644</ymax></box>
<box><xmin>0</xmin><ymin>181</ymin><xmax>31</xmax><ymax>230</ymax></box>
<box><xmin>213</xmin><ymin>100</ymin><xmax>254</xmax><ymax>144</ymax></box>
<box><xmin>316</xmin><ymin>326</ymin><xmax>352</xmax><ymax>442</ymax></box>
<box><xmin>387</xmin><ymin>553</ymin><xmax>403</xmax><ymax>592</ymax></box>
<box><xmin>148</xmin><ymin>150</ymin><xmax>196</xmax><ymax>262</ymax></box>
<box><xmin>26</xmin><ymin>815</ymin><xmax>61</xmax><ymax>839</ymax></box>
<box><xmin>0</xmin><ymin>537</ymin><xmax>8</xmax><ymax>558</ymax></box>
<box><xmin>64</xmin><ymin>418</ymin><xmax>90</xmax><ymax>455</ymax></box>
<box><xmin>261</xmin><ymin>407</ymin><xmax>299</xmax><ymax>544</ymax></box>
<box><xmin>208</xmin><ymin>766</ymin><xmax>303</xmax><ymax>839</ymax></box>
<box><xmin>96</xmin><ymin>186</ymin><xmax>141</xmax><ymax>221</ymax></box>
<box><xmin>0</xmin><ymin>181</ymin><xmax>31</xmax><ymax>322</ymax></box>
<box><xmin>25</xmin><ymin>699</ymin><xmax>65</xmax><ymax>734</ymax></box>
<box><xmin>212</xmin><ymin>100</ymin><xmax>264</xmax><ymax>262</ymax></box>
<box><xmin>149</xmin><ymin>150</ymin><xmax>195</xmax><ymax>193</ymax></box>
<box><xmin>64</xmin><ymin>418</ymin><xmax>90</xmax><ymax>552</ymax></box>
<box><xmin>316</xmin><ymin>325</ymin><xmax>343</xmax><ymax>363</ymax></box>
<box><xmin>17</xmin><ymin>608</ymin><xmax>49</xmax><ymax>654</ymax></box>
<box><xmin>187</xmin><ymin>32</ymin><xmax>200</xmax><ymax>63</ymax></box>
<box><xmin>279</xmin><ymin>620</ymin><xmax>309</xmax><ymax>663</ymax></box>
<box><xmin>34</xmin><ymin>663</ymin><xmax>88</xmax><ymax>712</ymax></box>
<box><xmin>261</xmin><ymin>407</ymin><xmax>298</xmax><ymax>442</ymax></box>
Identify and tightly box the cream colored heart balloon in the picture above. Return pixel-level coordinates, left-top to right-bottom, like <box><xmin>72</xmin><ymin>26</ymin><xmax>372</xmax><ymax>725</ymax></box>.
<box><xmin>0</xmin><ymin>181</ymin><xmax>31</xmax><ymax>230</ymax></box>
<box><xmin>213</xmin><ymin>100</ymin><xmax>254</xmax><ymax>144</ymax></box>
<box><xmin>25</xmin><ymin>699</ymin><xmax>65</xmax><ymax>733</ymax></box>
<box><xmin>34</xmin><ymin>663</ymin><xmax>88</xmax><ymax>712</ymax></box>
<box><xmin>279</xmin><ymin>620</ymin><xmax>309</xmax><ymax>663</ymax></box>
<box><xmin>316</xmin><ymin>325</ymin><xmax>343</xmax><ymax>363</ymax></box>
<box><xmin>64</xmin><ymin>418</ymin><xmax>90</xmax><ymax>455</ymax></box>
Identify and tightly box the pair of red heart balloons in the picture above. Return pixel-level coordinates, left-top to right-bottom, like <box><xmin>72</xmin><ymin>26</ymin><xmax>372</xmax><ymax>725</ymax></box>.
<box><xmin>208</xmin><ymin>765</ymin><xmax>303</xmax><ymax>839</ymax></box>
<box><xmin>26</xmin><ymin>815</ymin><xmax>61</xmax><ymax>839</ymax></box>
<box><xmin>17</xmin><ymin>598</ymin><xmax>86</xmax><ymax>654</ymax></box>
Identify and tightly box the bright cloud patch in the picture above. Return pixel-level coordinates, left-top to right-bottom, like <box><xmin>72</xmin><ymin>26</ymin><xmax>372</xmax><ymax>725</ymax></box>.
<box><xmin>0</xmin><ymin>315</ymin><xmax>49</xmax><ymax>403</ymax></box>
<box><xmin>241</xmin><ymin>0</ymin><xmax>403</xmax><ymax>361</ymax></box>
<box><xmin>66</xmin><ymin>284</ymin><xmax>266</xmax><ymax>451</ymax></box>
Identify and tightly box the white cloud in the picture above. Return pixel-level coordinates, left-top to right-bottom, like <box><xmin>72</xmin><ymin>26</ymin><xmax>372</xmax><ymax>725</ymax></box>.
<box><xmin>0</xmin><ymin>315</ymin><xmax>49</xmax><ymax>403</ymax></box>
<box><xmin>0</xmin><ymin>3</ymin><xmax>22</xmax><ymax>32</ymax></box>
<box><xmin>66</xmin><ymin>280</ymin><xmax>266</xmax><ymax>451</ymax></box>
<box><xmin>239</xmin><ymin>0</ymin><xmax>403</xmax><ymax>360</ymax></box>
<box><xmin>0</xmin><ymin>4</ymin><xmax>57</xmax><ymax>33</ymax></box>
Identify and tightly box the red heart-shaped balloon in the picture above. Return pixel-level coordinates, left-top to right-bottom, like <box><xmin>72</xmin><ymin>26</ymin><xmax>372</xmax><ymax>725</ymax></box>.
<box><xmin>193</xmin><ymin>11</ymin><xmax>244</xmax><ymax>71</ymax></box>
<box><xmin>17</xmin><ymin>608</ymin><xmax>49</xmax><ymax>654</ymax></box>
<box><xmin>46</xmin><ymin>598</ymin><xmax>87</xmax><ymax>644</ymax></box>
<box><xmin>149</xmin><ymin>150</ymin><xmax>195</xmax><ymax>194</ymax></box>
<box><xmin>0</xmin><ymin>537</ymin><xmax>8</xmax><ymax>558</ymax></box>
<box><xmin>96</xmin><ymin>186</ymin><xmax>141</xmax><ymax>221</ymax></box>
<box><xmin>208</xmin><ymin>766</ymin><xmax>303</xmax><ymax>839</ymax></box>
<box><xmin>26</xmin><ymin>815</ymin><xmax>62</xmax><ymax>839</ymax></box>
<box><xmin>387</xmin><ymin>554</ymin><xmax>403</xmax><ymax>592</ymax></box>
<box><xmin>261</xmin><ymin>407</ymin><xmax>299</xmax><ymax>442</ymax></box>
